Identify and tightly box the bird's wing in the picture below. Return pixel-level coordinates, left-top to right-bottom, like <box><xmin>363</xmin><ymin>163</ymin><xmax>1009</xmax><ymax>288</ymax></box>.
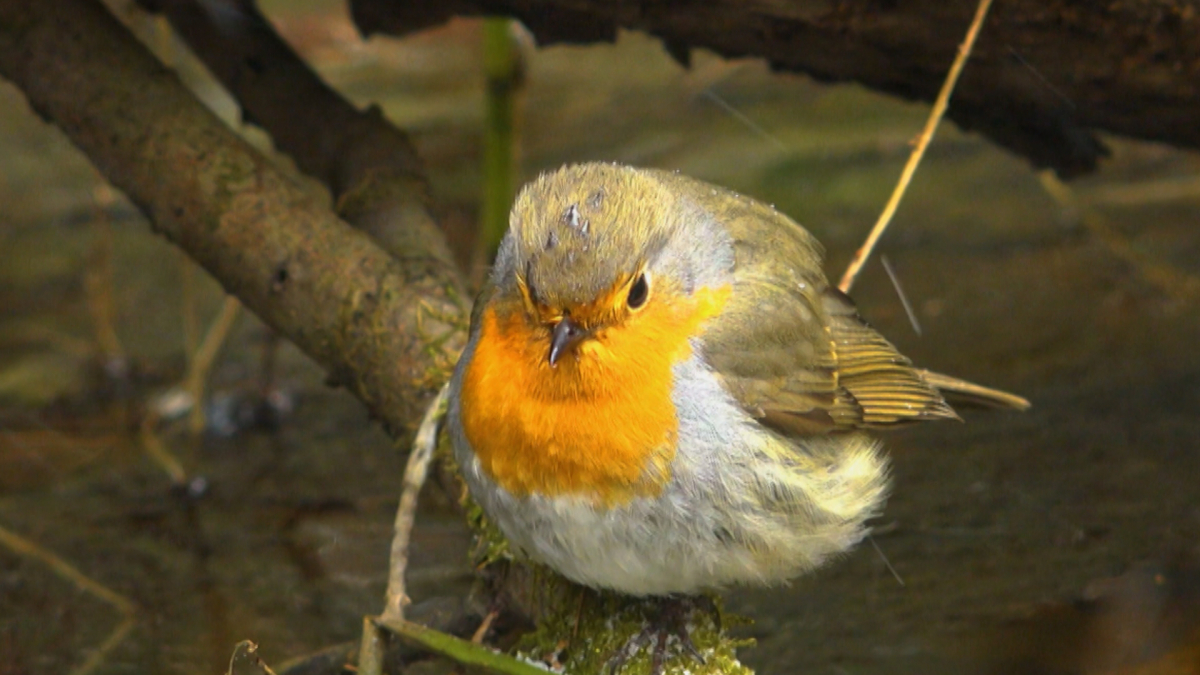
<box><xmin>697</xmin><ymin>193</ymin><xmax>961</xmax><ymax>435</ymax></box>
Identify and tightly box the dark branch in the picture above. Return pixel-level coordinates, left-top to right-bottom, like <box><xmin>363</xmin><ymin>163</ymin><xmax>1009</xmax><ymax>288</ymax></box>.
<box><xmin>352</xmin><ymin>0</ymin><xmax>1200</xmax><ymax>178</ymax></box>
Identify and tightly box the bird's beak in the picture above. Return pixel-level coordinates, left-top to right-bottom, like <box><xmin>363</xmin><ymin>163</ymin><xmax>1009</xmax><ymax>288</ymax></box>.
<box><xmin>548</xmin><ymin>316</ymin><xmax>587</xmax><ymax>367</ymax></box>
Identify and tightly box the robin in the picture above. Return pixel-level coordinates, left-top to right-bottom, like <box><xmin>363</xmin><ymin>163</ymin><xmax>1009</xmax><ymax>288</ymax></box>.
<box><xmin>446</xmin><ymin>162</ymin><xmax>1025</xmax><ymax>664</ymax></box>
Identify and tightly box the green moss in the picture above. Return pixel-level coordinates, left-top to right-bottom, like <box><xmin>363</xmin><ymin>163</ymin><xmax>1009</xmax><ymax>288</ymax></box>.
<box><xmin>436</xmin><ymin>431</ymin><xmax>511</xmax><ymax>567</ymax></box>
<box><xmin>465</xmin><ymin>503</ymin><xmax>512</xmax><ymax>568</ymax></box>
<box><xmin>512</xmin><ymin>587</ymin><xmax>754</xmax><ymax>675</ymax></box>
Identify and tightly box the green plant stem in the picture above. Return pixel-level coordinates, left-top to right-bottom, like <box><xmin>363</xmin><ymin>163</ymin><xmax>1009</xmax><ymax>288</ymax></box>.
<box><xmin>480</xmin><ymin>18</ymin><xmax>519</xmax><ymax>261</ymax></box>
<box><xmin>377</xmin><ymin>617</ymin><xmax>550</xmax><ymax>675</ymax></box>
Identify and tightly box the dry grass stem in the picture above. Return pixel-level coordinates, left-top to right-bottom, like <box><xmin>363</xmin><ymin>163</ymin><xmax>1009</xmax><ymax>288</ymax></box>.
<box><xmin>0</xmin><ymin>523</ymin><xmax>137</xmax><ymax>675</ymax></box>
<box><xmin>225</xmin><ymin>641</ymin><xmax>279</xmax><ymax>675</ymax></box>
<box><xmin>139</xmin><ymin>410</ymin><xmax>188</xmax><ymax>485</ymax></box>
<box><xmin>838</xmin><ymin>0</ymin><xmax>996</xmax><ymax>293</ymax></box>
<box><xmin>84</xmin><ymin>183</ymin><xmax>125</xmax><ymax>366</ymax></box>
<box><xmin>360</xmin><ymin>385</ymin><xmax>450</xmax><ymax>675</ymax></box>
<box><xmin>471</xmin><ymin>608</ymin><xmax>500</xmax><ymax>644</ymax></box>
<box><xmin>186</xmin><ymin>295</ymin><xmax>243</xmax><ymax>435</ymax></box>
<box><xmin>383</xmin><ymin>382</ymin><xmax>451</xmax><ymax>622</ymax></box>
<box><xmin>357</xmin><ymin>616</ymin><xmax>386</xmax><ymax>675</ymax></box>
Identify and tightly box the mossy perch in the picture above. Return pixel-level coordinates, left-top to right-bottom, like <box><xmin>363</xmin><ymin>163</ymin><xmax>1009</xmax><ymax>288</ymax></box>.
<box><xmin>443</xmin><ymin>431</ymin><xmax>756</xmax><ymax>675</ymax></box>
<box><xmin>471</xmin><ymin>554</ymin><xmax>755</xmax><ymax>675</ymax></box>
<box><xmin>390</xmin><ymin>507</ymin><xmax>756</xmax><ymax>675</ymax></box>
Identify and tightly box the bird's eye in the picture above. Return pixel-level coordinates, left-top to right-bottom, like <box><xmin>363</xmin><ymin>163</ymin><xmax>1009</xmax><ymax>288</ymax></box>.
<box><xmin>626</xmin><ymin>273</ymin><xmax>649</xmax><ymax>310</ymax></box>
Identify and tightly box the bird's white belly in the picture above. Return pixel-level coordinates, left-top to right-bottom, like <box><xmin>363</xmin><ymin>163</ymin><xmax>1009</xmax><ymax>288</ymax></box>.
<box><xmin>456</xmin><ymin>454</ymin><xmax>774</xmax><ymax>595</ymax></box>
<box><xmin>447</xmin><ymin>353</ymin><xmax>889</xmax><ymax>596</ymax></box>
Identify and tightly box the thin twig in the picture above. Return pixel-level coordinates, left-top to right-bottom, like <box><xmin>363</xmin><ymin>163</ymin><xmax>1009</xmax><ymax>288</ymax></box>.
<box><xmin>84</xmin><ymin>183</ymin><xmax>126</xmax><ymax>368</ymax></box>
<box><xmin>139</xmin><ymin>410</ymin><xmax>188</xmax><ymax>485</ymax></box>
<box><xmin>186</xmin><ymin>295</ymin><xmax>242</xmax><ymax>435</ymax></box>
<box><xmin>471</xmin><ymin>608</ymin><xmax>500</xmax><ymax>644</ymax></box>
<box><xmin>383</xmin><ymin>382</ymin><xmax>451</xmax><ymax>622</ymax></box>
<box><xmin>357</xmin><ymin>616</ymin><xmax>386</xmax><ymax>675</ymax></box>
<box><xmin>0</xmin><ymin>523</ymin><xmax>137</xmax><ymax>675</ymax></box>
<box><xmin>359</xmin><ymin>384</ymin><xmax>452</xmax><ymax>675</ymax></box>
<box><xmin>225</xmin><ymin>641</ymin><xmax>279</xmax><ymax>675</ymax></box>
<box><xmin>838</xmin><ymin>0</ymin><xmax>996</xmax><ymax>293</ymax></box>
<box><xmin>73</xmin><ymin>618</ymin><xmax>136</xmax><ymax>675</ymax></box>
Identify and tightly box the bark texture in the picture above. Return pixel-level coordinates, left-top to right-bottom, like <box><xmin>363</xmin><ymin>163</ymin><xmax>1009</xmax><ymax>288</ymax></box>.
<box><xmin>0</xmin><ymin>0</ymin><xmax>469</xmax><ymax>432</ymax></box>
<box><xmin>351</xmin><ymin>0</ymin><xmax>1200</xmax><ymax>177</ymax></box>
<box><xmin>138</xmin><ymin>0</ymin><xmax>441</xmax><ymax>264</ymax></box>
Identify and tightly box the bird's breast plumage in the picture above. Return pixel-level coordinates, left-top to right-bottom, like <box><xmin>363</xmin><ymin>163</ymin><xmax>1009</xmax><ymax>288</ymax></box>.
<box><xmin>457</xmin><ymin>284</ymin><xmax>731</xmax><ymax>506</ymax></box>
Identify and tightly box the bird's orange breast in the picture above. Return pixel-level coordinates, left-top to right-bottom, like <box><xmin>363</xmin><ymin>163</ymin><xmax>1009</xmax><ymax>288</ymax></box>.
<box><xmin>459</xmin><ymin>286</ymin><xmax>729</xmax><ymax>506</ymax></box>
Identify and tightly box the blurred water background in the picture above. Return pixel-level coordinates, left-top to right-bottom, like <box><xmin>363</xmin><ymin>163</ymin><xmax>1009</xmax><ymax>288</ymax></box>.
<box><xmin>2</xmin><ymin>1</ymin><xmax>1199</xmax><ymax>673</ymax></box>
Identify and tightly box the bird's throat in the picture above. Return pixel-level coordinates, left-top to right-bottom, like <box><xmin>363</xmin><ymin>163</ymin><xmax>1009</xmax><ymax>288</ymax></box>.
<box><xmin>459</xmin><ymin>286</ymin><xmax>729</xmax><ymax>505</ymax></box>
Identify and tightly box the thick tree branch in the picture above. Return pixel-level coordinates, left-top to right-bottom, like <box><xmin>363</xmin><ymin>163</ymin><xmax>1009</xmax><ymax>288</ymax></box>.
<box><xmin>138</xmin><ymin>0</ymin><xmax>443</xmax><ymax>263</ymax></box>
<box><xmin>352</xmin><ymin>0</ymin><xmax>1200</xmax><ymax>178</ymax></box>
<box><xmin>0</xmin><ymin>0</ymin><xmax>469</xmax><ymax>431</ymax></box>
